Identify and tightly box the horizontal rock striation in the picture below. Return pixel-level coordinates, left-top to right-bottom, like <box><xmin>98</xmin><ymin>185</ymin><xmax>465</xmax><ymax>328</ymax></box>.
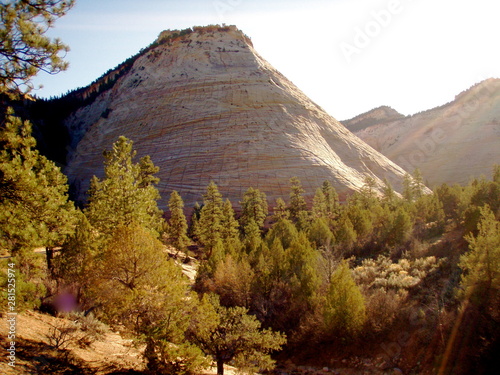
<box><xmin>63</xmin><ymin>25</ymin><xmax>409</xmax><ymax>208</ymax></box>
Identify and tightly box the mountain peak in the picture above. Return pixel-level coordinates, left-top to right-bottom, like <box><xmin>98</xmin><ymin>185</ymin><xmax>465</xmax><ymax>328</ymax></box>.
<box><xmin>57</xmin><ymin>25</ymin><xmax>409</xmax><ymax>208</ymax></box>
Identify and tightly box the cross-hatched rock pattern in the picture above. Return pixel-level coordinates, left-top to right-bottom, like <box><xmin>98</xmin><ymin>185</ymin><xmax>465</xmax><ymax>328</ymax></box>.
<box><xmin>64</xmin><ymin>26</ymin><xmax>409</xmax><ymax>209</ymax></box>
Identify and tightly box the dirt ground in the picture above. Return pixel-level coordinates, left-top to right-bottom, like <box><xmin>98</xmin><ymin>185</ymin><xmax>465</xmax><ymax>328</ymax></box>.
<box><xmin>0</xmin><ymin>310</ymin><xmax>242</xmax><ymax>375</ymax></box>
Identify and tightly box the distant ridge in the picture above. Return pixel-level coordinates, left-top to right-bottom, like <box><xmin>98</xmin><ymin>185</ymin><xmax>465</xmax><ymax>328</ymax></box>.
<box><xmin>343</xmin><ymin>78</ymin><xmax>500</xmax><ymax>186</ymax></box>
<box><xmin>342</xmin><ymin>106</ymin><xmax>405</xmax><ymax>133</ymax></box>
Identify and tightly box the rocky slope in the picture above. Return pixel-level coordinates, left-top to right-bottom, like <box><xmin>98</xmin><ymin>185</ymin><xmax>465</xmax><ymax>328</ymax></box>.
<box><xmin>60</xmin><ymin>25</ymin><xmax>409</xmax><ymax>208</ymax></box>
<box><xmin>343</xmin><ymin>79</ymin><xmax>500</xmax><ymax>186</ymax></box>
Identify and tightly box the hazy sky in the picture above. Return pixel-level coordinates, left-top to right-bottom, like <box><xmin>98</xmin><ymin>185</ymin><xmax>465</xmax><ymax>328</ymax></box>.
<box><xmin>32</xmin><ymin>0</ymin><xmax>500</xmax><ymax>120</ymax></box>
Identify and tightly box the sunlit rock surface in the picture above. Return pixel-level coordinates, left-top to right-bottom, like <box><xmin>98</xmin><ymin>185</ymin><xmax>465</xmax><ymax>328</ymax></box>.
<box><xmin>64</xmin><ymin>26</ymin><xmax>409</xmax><ymax>208</ymax></box>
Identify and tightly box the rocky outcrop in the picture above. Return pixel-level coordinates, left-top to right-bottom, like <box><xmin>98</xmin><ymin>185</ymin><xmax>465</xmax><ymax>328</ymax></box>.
<box><xmin>62</xmin><ymin>25</ymin><xmax>409</xmax><ymax>208</ymax></box>
<box><xmin>344</xmin><ymin>79</ymin><xmax>500</xmax><ymax>186</ymax></box>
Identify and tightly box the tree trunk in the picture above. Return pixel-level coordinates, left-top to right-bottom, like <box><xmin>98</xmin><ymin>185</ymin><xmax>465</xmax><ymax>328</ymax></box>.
<box><xmin>217</xmin><ymin>359</ymin><xmax>224</xmax><ymax>375</ymax></box>
<box><xmin>46</xmin><ymin>246</ymin><xmax>54</xmax><ymax>275</ymax></box>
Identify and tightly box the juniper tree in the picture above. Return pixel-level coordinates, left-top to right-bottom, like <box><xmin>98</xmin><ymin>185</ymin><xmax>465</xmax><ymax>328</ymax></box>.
<box><xmin>85</xmin><ymin>136</ymin><xmax>163</xmax><ymax>237</ymax></box>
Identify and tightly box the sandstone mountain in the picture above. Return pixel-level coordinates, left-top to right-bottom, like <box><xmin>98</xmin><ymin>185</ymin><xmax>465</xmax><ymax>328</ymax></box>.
<box><xmin>343</xmin><ymin>79</ymin><xmax>500</xmax><ymax>187</ymax></box>
<box><xmin>56</xmin><ymin>25</ymin><xmax>410</xmax><ymax>208</ymax></box>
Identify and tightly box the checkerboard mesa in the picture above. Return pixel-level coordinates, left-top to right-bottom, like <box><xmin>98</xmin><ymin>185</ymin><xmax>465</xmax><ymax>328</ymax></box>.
<box><xmin>57</xmin><ymin>25</ymin><xmax>409</xmax><ymax>209</ymax></box>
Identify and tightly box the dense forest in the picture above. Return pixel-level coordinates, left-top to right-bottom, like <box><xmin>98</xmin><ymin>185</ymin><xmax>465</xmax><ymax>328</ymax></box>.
<box><xmin>1</xmin><ymin>109</ymin><xmax>499</xmax><ymax>374</ymax></box>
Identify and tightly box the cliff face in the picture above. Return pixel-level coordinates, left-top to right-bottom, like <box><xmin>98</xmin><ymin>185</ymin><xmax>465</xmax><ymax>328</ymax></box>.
<box><xmin>63</xmin><ymin>26</ymin><xmax>409</xmax><ymax>208</ymax></box>
<box><xmin>344</xmin><ymin>79</ymin><xmax>500</xmax><ymax>186</ymax></box>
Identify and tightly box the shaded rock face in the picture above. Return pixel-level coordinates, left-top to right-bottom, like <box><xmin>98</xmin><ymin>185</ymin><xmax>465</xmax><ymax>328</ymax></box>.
<box><xmin>344</xmin><ymin>79</ymin><xmax>500</xmax><ymax>187</ymax></box>
<box><xmin>64</xmin><ymin>26</ymin><xmax>408</xmax><ymax>208</ymax></box>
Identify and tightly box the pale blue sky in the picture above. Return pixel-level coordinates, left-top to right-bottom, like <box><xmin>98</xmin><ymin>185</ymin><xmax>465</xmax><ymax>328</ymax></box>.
<box><xmin>32</xmin><ymin>0</ymin><xmax>500</xmax><ymax>120</ymax></box>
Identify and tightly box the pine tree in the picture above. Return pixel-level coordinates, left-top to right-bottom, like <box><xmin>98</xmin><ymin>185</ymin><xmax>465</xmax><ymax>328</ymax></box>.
<box><xmin>196</xmin><ymin>181</ymin><xmax>224</xmax><ymax>252</ymax></box>
<box><xmin>312</xmin><ymin>188</ymin><xmax>327</xmax><ymax>219</ymax></box>
<box><xmin>322</xmin><ymin>180</ymin><xmax>339</xmax><ymax>219</ymax></box>
<box><xmin>403</xmin><ymin>173</ymin><xmax>414</xmax><ymax>202</ymax></box>
<box><xmin>272</xmin><ymin>197</ymin><xmax>289</xmax><ymax>221</ymax></box>
<box><xmin>286</xmin><ymin>232</ymin><xmax>320</xmax><ymax>304</ymax></box>
<box><xmin>308</xmin><ymin>217</ymin><xmax>334</xmax><ymax>249</ymax></box>
<box><xmin>166</xmin><ymin>191</ymin><xmax>190</xmax><ymax>252</ymax></box>
<box><xmin>92</xmin><ymin>223</ymin><xmax>186</xmax><ymax>329</ymax></box>
<box><xmin>412</xmin><ymin>168</ymin><xmax>425</xmax><ymax>199</ymax></box>
<box><xmin>188</xmin><ymin>294</ymin><xmax>286</xmax><ymax>375</ymax></box>
<box><xmin>0</xmin><ymin>109</ymin><xmax>76</xmax><ymax>256</ymax></box>
<box><xmin>220</xmin><ymin>199</ymin><xmax>240</xmax><ymax>241</ymax></box>
<box><xmin>334</xmin><ymin>214</ymin><xmax>357</xmax><ymax>251</ymax></box>
<box><xmin>85</xmin><ymin>136</ymin><xmax>163</xmax><ymax>237</ymax></box>
<box><xmin>288</xmin><ymin>176</ymin><xmax>307</xmax><ymax>222</ymax></box>
<box><xmin>55</xmin><ymin>213</ymin><xmax>98</xmax><ymax>304</ymax></box>
<box><xmin>240</xmin><ymin>187</ymin><xmax>268</xmax><ymax>231</ymax></box>
<box><xmin>382</xmin><ymin>178</ymin><xmax>397</xmax><ymax>207</ymax></box>
<box><xmin>0</xmin><ymin>0</ymin><xmax>75</xmax><ymax>96</ymax></box>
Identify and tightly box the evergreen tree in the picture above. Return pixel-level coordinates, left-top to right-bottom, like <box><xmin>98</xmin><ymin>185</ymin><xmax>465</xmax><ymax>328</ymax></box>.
<box><xmin>0</xmin><ymin>0</ymin><xmax>75</xmax><ymax>96</ymax></box>
<box><xmin>196</xmin><ymin>181</ymin><xmax>224</xmax><ymax>253</ymax></box>
<box><xmin>220</xmin><ymin>199</ymin><xmax>240</xmax><ymax>241</ymax></box>
<box><xmin>308</xmin><ymin>217</ymin><xmax>334</xmax><ymax>249</ymax></box>
<box><xmin>240</xmin><ymin>187</ymin><xmax>268</xmax><ymax>231</ymax></box>
<box><xmin>323</xmin><ymin>261</ymin><xmax>366</xmax><ymax>338</ymax></box>
<box><xmin>322</xmin><ymin>180</ymin><xmax>339</xmax><ymax>219</ymax></box>
<box><xmin>92</xmin><ymin>223</ymin><xmax>184</xmax><ymax>328</ymax></box>
<box><xmin>85</xmin><ymin>136</ymin><xmax>163</xmax><ymax>237</ymax></box>
<box><xmin>286</xmin><ymin>232</ymin><xmax>320</xmax><ymax>305</ymax></box>
<box><xmin>272</xmin><ymin>197</ymin><xmax>289</xmax><ymax>221</ymax></box>
<box><xmin>0</xmin><ymin>109</ymin><xmax>76</xmax><ymax>256</ymax></box>
<box><xmin>188</xmin><ymin>202</ymin><xmax>202</xmax><ymax>240</ymax></box>
<box><xmin>166</xmin><ymin>190</ymin><xmax>190</xmax><ymax>252</ymax></box>
<box><xmin>382</xmin><ymin>178</ymin><xmax>397</xmax><ymax>207</ymax></box>
<box><xmin>346</xmin><ymin>200</ymin><xmax>373</xmax><ymax>241</ymax></box>
<box><xmin>333</xmin><ymin>214</ymin><xmax>357</xmax><ymax>251</ymax></box>
<box><xmin>265</xmin><ymin>217</ymin><xmax>299</xmax><ymax>250</ymax></box>
<box><xmin>214</xmin><ymin>254</ymin><xmax>254</xmax><ymax>308</ymax></box>
<box><xmin>56</xmin><ymin>213</ymin><xmax>98</xmax><ymax>305</ymax></box>
<box><xmin>412</xmin><ymin>168</ymin><xmax>425</xmax><ymax>199</ymax></box>
<box><xmin>242</xmin><ymin>218</ymin><xmax>262</xmax><ymax>254</ymax></box>
<box><xmin>188</xmin><ymin>294</ymin><xmax>286</xmax><ymax>375</ymax></box>
<box><xmin>288</xmin><ymin>176</ymin><xmax>307</xmax><ymax>221</ymax></box>
<box><xmin>459</xmin><ymin>205</ymin><xmax>500</xmax><ymax>304</ymax></box>
<box><xmin>312</xmin><ymin>188</ymin><xmax>327</xmax><ymax>219</ymax></box>
<box><xmin>403</xmin><ymin>173</ymin><xmax>414</xmax><ymax>202</ymax></box>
